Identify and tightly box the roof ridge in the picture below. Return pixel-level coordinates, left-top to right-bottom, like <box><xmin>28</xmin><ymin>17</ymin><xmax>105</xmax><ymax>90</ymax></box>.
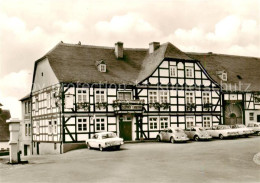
<box><xmin>59</xmin><ymin>42</ymin><xmax>148</xmax><ymax>51</ymax></box>
<box><xmin>186</xmin><ymin>52</ymin><xmax>260</xmax><ymax>59</ymax></box>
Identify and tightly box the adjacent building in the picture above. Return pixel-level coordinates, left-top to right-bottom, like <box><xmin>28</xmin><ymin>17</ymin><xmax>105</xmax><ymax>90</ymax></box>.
<box><xmin>23</xmin><ymin>41</ymin><xmax>259</xmax><ymax>155</ymax></box>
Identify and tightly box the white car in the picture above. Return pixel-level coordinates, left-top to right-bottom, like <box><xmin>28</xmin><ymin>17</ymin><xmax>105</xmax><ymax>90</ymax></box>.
<box><xmin>207</xmin><ymin>125</ymin><xmax>239</xmax><ymax>139</ymax></box>
<box><xmin>86</xmin><ymin>132</ymin><xmax>124</xmax><ymax>151</ymax></box>
<box><xmin>185</xmin><ymin>126</ymin><xmax>212</xmax><ymax>141</ymax></box>
<box><xmin>156</xmin><ymin>127</ymin><xmax>189</xmax><ymax>143</ymax></box>
<box><xmin>247</xmin><ymin>122</ymin><xmax>260</xmax><ymax>136</ymax></box>
<box><xmin>230</xmin><ymin>124</ymin><xmax>254</xmax><ymax>137</ymax></box>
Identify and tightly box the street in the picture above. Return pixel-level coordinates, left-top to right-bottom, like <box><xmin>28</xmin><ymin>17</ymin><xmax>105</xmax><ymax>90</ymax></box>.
<box><xmin>1</xmin><ymin>136</ymin><xmax>260</xmax><ymax>183</ymax></box>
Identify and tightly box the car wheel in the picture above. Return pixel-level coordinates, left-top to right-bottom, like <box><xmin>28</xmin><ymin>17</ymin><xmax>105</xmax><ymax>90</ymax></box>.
<box><xmin>156</xmin><ymin>135</ymin><xmax>161</xmax><ymax>142</ymax></box>
<box><xmin>219</xmin><ymin>134</ymin><xmax>224</xmax><ymax>140</ymax></box>
<box><xmin>257</xmin><ymin>132</ymin><xmax>260</xmax><ymax>136</ymax></box>
<box><xmin>170</xmin><ymin>137</ymin><xmax>175</xmax><ymax>144</ymax></box>
<box><xmin>87</xmin><ymin>143</ymin><xmax>91</xmax><ymax>150</ymax></box>
<box><xmin>99</xmin><ymin>145</ymin><xmax>103</xmax><ymax>151</ymax></box>
<box><xmin>116</xmin><ymin>145</ymin><xmax>120</xmax><ymax>150</ymax></box>
<box><xmin>194</xmin><ymin>136</ymin><xmax>199</xmax><ymax>141</ymax></box>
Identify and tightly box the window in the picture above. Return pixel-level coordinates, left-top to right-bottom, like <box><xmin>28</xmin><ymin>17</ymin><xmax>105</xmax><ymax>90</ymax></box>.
<box><xmin>203</xmin><ymin>116</ymin><xmax>211</xmax><ymax>128</ymax></box>
<box><xmin>36</xmin><ymin>121</ymin><xmax>40</xmax><ymax>134</ymax></box>
<box><xmin>149</xmin><ymin>91</ymin><xmax>158</xmax><ymax>103</ymax></box>
<box><xmin>160</xmin><ymin>91</ymin><xmax>168</xmax><ymax>103</ymax></box>
<box><xmin>25</xmin><ymin>102</ymin><xmax>27</xmax><ymax>114</ymax></box>
<box><xmin>186</xmin><ymin>67</ymin><xmax>194</xmax><ymax>78</ymax></box>
<box><xmin>96</xmin><ymin>117</ymin><xmax>106</xmax><ymax>131</ymax></box>
<box><xmin>255</xmin><ymin>95</ymin><xmax>260</xmax><ymax>104</ymax></box>
<box><xmin>149</xmin><ymin>90</ymin><xmax>169</xmax><ymax>103</ymax></box>
<box><xmin>160</xmin><ymin>117</ymin><xmax>169</xmax><ymax>129</ymax></box>
<box><xmin>53</xmin><ymin>121</ymin><xmax>57</xmax><ymax>134</ymax></box>
<box><xmin>186</xmin><ymin>92</ymin><xmax>194</xmax><ymax>104</ymax></box>
<box><xmin>28</xmin><ymin>102</ymin><xmax>31</xmax><ymax>113</ymax></box>
<box><xmin>48</xmin><ymin>121</ymin><xmax>52</xmax><ymax>134</ymax></box>
<box><xmin>78</xmin><ymin>118</ymin><xmax>87</xmax><ymax>132</ymax></box>
<box><xmin>95</xmin><ymin>89</ymin><xmax>106</xmax><ymax>103</ymax></box>
<box><xmin>77</xmin><ymin>89</ymin><xmax>88</xmax><ymax>103</ymax></box>
<box><xmin>169</xmin><ymin>66</ymin><xmax>177</xmax><ymax>77</ymax></box>
<box><xmin>202</xmin><ymin>92</ymin><xmax>210</xmax><ymax>104</ymax></box>
<box><xmin>35</xmin><ymin>97</ymin><xmax>39</xmax><ymax>111</ymax></box>
<box><xmin>99</xmin><ymin>64</ymin><xmax>106</xmax><ymax>72</ymax></box>
<box><xmin>249</xmin><ymin>113</ymin><xmax>254</xmax><ymax>121</ymax></box>
<box><xmin>186</xmin><ymin>117</ymin><xmax>195</xmax><ymax>128</ymax></box>
<box><xmin>149</xmin><ymin>117</ymin><xmax>158</xmax><ymax>130</ymax></box>
<box><xmin>28</xmin><ymin>124</ymin><xmax>31</xmax><ymax>136</ymax></box>
<box><xmin>118</xmin><ymin>91</ymin><xmax>132</xmax><ymax>100</ymax></box>
<box><xmin>222</xmin><ymin>73</ymin><xmax>227</xmax><ymax>81</ymax></box>
<box><xmin>25</xmin><ymin>124</ymin><xmax>28</xmax><ymax>136</ymax></box>
<box><xmin>47</xmin><ymin>93</ymin><xmax>51</xmax><ymax>108</ymax></box>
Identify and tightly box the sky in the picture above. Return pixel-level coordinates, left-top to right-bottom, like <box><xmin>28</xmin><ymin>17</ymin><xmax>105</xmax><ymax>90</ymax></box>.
<box><xmin>0</xmin><ymin>0</ymin><xmax>259</xmax><ymax>118</ymax></box>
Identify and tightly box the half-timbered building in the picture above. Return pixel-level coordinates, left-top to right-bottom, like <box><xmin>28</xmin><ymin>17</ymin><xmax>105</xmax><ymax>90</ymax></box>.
<box><xmin>29</xmin><ymin>41</ymin><xmax>260</xmax><ymax>154</ymax></box>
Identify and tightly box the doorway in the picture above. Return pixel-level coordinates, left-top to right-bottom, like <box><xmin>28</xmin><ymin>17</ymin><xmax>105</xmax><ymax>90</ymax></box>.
<box><xmin>119</xmin><ymin>115</ymin><xmax>132</xmax><ymax>141</ymax></box>
<box><xmin>24</xmin><ymin>145</ymin><xmax>28</xmax><ymax>156</ymax></box>
<box><xmin>257</xmin><ymin>115</ymin><xmax>260</xmax><ymax>122</ymax></box>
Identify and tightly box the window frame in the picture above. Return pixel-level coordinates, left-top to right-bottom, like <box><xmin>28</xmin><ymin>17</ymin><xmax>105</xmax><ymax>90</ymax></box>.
<box><xmin>99</xmin><ymin>64</ymin><xmax>106</xmax><ymax>72</ymax></box>
<box><xmin>203</xmin><ymin>116</ymin><xmax>211</xmax><ymax>128</ymax></box>
<box><xmin>95</xmin><ymin>117</ymin><xmax>106</xmax><ymax>132</ymax></box>
<box><xmin>169</xmin><ymin>66</ymin><xmax>177</xmax><ymax>77</ymax></box>
<box><xmin>160</xmin><ymin>117</ymin><xmax>169</xmax><ymax>129</ymax></box>
<box><xmin>185</xmin><ymin>92</ymin><xmax>195</xmax><ymax>104</ymax></box>
<box><xmin>249</xmin><ymin>112</ymin><xmax>254</xmax><ymax>121</ymax></box>
<box><xmin>77</xmin><ymin>88</ymin><xmax>89</xmax><ymax>103</ymax></box>
<box><xmin>95</xmin><ymin>89</ymin><xmax>106</xmax><ymax>103</ymax></box>
<box><xmin>77</xmin><ymin>118</ymin><xmax>88</xmax><ymax>132</ymax></box>
<box><xmin>185</xmin><ymin>67</ymin><xmax>194</xmax><ymax>78</ymax></box>
<box><xmin>186</xmin><ymin>116</ymin><xmax>195</xmax><ymax>128</ymax></box>
<box><xmin>149</xmin><ymin>117</ymin><xmax>158</xmax><ymax>130</ymax></box>
<box><xmin>117</xmin><ymin>91</ymin><xmax>132</xmax><ymax>100</ymax></box>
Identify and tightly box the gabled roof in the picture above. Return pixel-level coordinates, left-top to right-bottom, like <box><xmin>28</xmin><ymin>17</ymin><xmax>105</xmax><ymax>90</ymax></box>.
<box><xmin>187</xmin><ymin>53</ymin><xmax>260</xmax><ymax>91</ymax></box>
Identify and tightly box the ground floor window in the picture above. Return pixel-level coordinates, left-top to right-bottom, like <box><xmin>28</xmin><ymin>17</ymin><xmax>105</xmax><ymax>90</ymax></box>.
<box><xmin>78</xmin><ymin>118</ymin><xmax>88</xmax><ymax>132</ymax></box>
<box><xmin>95</xmin><ymin>117</ymin><xmax>106</xmax><ymax>131</ymax></box>
<box><xmin>160</xmin><ymin>117</ymin><xmax>169</xmax><ymax>129</ymax></box>
<box><xmin>203</xmin><ymin>116</ymin><xmax>211</xmax><ymax>128</ymax></box>
<box><xmin>149</xmin><ymin>117</ymin><xmax>158</xmax><ymax>130</ymax></box>
<box><xmin>186</xmin><ymin>116</ymin><xmax>195</xmax><ymax>128</ymax></box>
<box><xmin>249</xmin><ymin>112</ymin><xmax>254</xmax><ymax>121</ymax></box>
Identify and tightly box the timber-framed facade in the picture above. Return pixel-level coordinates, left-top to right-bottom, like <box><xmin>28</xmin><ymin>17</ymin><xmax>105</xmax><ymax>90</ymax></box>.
<box><xmin>26</xmin><ymin>41</ymin><xmax>260</xmax><ymax>154</ymax></box>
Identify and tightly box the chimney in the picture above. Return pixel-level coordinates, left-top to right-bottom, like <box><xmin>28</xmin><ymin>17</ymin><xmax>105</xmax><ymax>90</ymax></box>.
<box><xmin>115</xmin><ymin>42</ymin><xmax>123</xmax><ymax>59</ymax></box>
<box><xmin>149</xmin><ymin>42</ymin><xmax>160</xmax><ymax>53</ymax></box>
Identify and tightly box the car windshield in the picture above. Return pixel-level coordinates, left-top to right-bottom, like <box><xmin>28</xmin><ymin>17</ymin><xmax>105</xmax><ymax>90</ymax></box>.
<box><xmin>198</xmin><ymin>127</ymin><xmax>205</xmax><ymax>131</ymax></box>
<box><xmin>218</xmin><ymin>126</ymin><xmax>231</xmax><ymax>129</ymax></box>
<box><xmin>102</xmin><ymin>133</ymin><xmax>116</xmax><ymax>139</ymax></box>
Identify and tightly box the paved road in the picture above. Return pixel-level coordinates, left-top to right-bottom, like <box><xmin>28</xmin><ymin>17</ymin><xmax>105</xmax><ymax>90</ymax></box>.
<box><xmin>1</xmin><ymin>136</ymin><xmax>260</xmax><ymax>183</ymax></box>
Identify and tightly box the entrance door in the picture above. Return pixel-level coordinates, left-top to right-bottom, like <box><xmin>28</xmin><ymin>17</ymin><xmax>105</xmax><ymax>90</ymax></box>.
<box><xmin>119</xmin><ymin>115</ymin><xmax>132</xmax><ymax>141</ymax></box>
<box><xmin>24</xmin><ymin>145</ymin><xmax>28</xmax><ymax>156</ymax></box>
<box><xmin>37</xmin><ymin>142</ymin><xmax>40</xmax><ymax>155</ymax></box>
<box><xmin>224</xmin><ymin>101</ymin><xmax>243</xmax><ymax>125</ymax></box>
<box><xmin>257</xmin><ymin>115</ymin><xmax>260</xmax><ymax>122</ymax></box>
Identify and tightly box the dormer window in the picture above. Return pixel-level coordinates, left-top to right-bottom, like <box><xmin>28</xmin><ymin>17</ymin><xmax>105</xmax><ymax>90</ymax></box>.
<box><xmin>96</xmin><ymin>60</ymin><xmax>106</xmax><ymax>72</ymax></box>
<box><xmin>99</xmin><ymin>64</ymin><xmax>106</xmax><ymax>72</ymax></box>
<box><xmin>216</xmin><ymin>70</ymin><xmax>227</xmax><ymax>81</ymax></box>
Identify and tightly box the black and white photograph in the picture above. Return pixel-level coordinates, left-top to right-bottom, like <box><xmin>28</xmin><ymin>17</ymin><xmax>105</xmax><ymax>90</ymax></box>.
<box><xmin>0</xmin><ymin>0</ymin><xmax>260</xmax><ymax>182</ymax></box>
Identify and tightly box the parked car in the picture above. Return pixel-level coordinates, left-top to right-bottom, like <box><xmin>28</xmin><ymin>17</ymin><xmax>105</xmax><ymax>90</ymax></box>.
<box><xmin>185</xmin><ymin>126</ymin><xmax>212</xmax><ymax>141</ymax></box>
<box><xmin>230</xmin><ymin>124</ymin><xmax>254</xmax><ymax>137</ymax></box>
<box><xmin>86</xmin><ymin>132</ymin><xmax>124</xmax><ymax>151</ymax></box>
<box><xmin>206</xmin><ymin>125</ymin><xmax>239</xmax><ymax>139</ymax></box>
<box><xmin>156</xmin><ymin>127</ymin><xmax>189</xmax><ymax>143</ymax></box>
<box><xmin>247</xmin><ymin>122</ymin><xmax>260</xmax><ymax>136</ymax></box>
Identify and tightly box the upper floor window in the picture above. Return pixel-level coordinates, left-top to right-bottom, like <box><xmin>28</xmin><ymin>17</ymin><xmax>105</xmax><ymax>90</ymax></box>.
<box><xmin>169</xmin><ymin>66</ymin><xmax>177</xmax><ymax>77</ymax></box>
<box><xmin>47</xmin><ymin>93</ymin><xmax>51</xmax><ymax>108</ymax></box>
<box><xmin>35</xmin><ymin>97</ymin><xmax>39</xmax><ymax>111</ymax></box>
<box><xmin>149</xmin><ymin>91</ymin><xmax>158</xmax><ymax>103</ymax></box>
<box><xmin>202</xmin><ymin>92</ymin><xmax>210</xmax><ymax>104</ymax></box>
<box><xmin>95</xmin><ymin>89</ymin><xmax>106</xmax><ymax>103</ymax></box>
<box><xmin>149</xmin><ymin>117</ymin><xmax>158</xmax><ymax>130</ymax></box>
<box><xmin>53</xmin><ymin>121</ymin><xmax>57</xmax><ymax>134</ymax></box>
<box><xmin>185</xmin><ymin>67</ymin><xmax>194</xmax><ymax>78</ymax></box>
<box><xmin>160</xmin><ymin>91</ymin><xmax>168</xmax><ymax>103</ymax></box>
<box><xmin>222</xmin><ymin>73</ymin><xmax>227</xmax><ymax>81</ymax></box>
<box><xmin>254</xmin><ymin>95</ymin><xmax>260</xmax><ymax>104</ymax></box>
<box><xmin>217</xmin><ymin>70</ymin><xmax>227</xmax><ymax>81</ymax></box>
<box><xmin>99</xmin><ymin>64</ymin><xmax>106</xmax><ymax>72</ymax></box>
<box><xmin>48</xmin><ymin>121</ymin><xmax>53</xmax><ymax>134</ymax></box>
<box><xmin>118</xmin><ymin>91</ymin><xmax>132</xmax><ymax>100</ymax></box>
<box><xmin>28</xmin><ymin>124</ymin><xmax>31</xmax><ymax>136</ymax></box>
<box><xmin>203</xmin><ymin>116</ymin><xmax>211</xmax><ymax>128</ymax></box>
<box><xmin>186</xmin><ymin>116</ymin><xmax>195</xmax><ymax>128</ymax></box>
<box><xmin>25</xmin><ymin>124</ymin><xmax>28</xmax><ymax>136</ymax></box>
<box><xmin>36</xmin><ymin>121</ymin><xmax>40</xmax><ymax>134</ymax></box>
<box><xmin>77</xmin><ymin>89</ymin><xmax>88</xmax><ymax>103</ymax></box>
<box><xmin>186</xmin><ymin>92</ymin><xmax>194</xmax><ymax>104</ymax></box>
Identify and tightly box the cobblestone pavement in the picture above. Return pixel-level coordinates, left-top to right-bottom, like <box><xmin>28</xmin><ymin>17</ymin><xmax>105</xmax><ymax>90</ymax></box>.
<box><xmin>0</xmin><ymin>136</ymin><xmax>260</xmax><ymax>183</ymax></box>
